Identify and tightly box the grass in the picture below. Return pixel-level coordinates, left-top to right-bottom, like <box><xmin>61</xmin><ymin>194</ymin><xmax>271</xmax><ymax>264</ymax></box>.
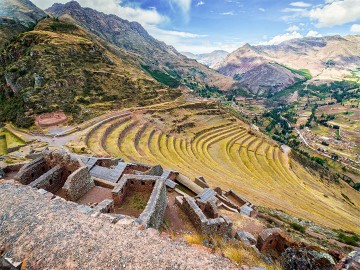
<box><xmin>0</xmin><ymin>135</ymin><xmax>8</xmax><ymax>155</ymax></box>
<box><xmin>183</xmin><ymin>233</ymin><xmax>281</xmax><ymax>269</ymax></box>
<box><xmin>0</xmin><ymin>128</ymin><xmax>26</xmax><ymax>150</ymax></box>
<box><xmin>83</xmin><ymin>102</ymin><xmax>360</xmax><ymax>233</ymax></box>
<box><xmin>290</xmin><ymin>222</ymin><xmax>306</xmax><ymax>233</ymax></box>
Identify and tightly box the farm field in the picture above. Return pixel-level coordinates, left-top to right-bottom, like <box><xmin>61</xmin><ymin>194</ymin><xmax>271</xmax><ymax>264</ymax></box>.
<box><xmin>82</xmin><ymin>101</ymin><xmax>360</xmax><ymax>233</ymax></box>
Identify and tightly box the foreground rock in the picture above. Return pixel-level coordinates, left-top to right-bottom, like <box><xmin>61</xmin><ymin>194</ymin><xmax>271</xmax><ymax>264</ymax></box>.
<box><xmin>335</xmin><ymin>250</ymin><xmax>360</xmax><ymax>270</ymax></box>
<box><xmin>282</xmin><ymin>247</ymin><xmax>336</xmax><ymax>270</ymax></box>
<box><xmin>0</xmin><ymin>183</ymin><xmax>238</xmax><ymax>269</ymax></box>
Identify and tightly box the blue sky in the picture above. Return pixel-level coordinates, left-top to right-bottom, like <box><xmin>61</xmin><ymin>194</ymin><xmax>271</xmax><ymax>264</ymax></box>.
<box><xmin>33</xmin><ymin>0</ymin><xmax>360</xmax><ymax>53</ymax></box>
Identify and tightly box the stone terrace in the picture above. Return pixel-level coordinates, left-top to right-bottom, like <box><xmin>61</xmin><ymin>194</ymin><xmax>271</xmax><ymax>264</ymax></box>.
<box><xmin>0</xmin><ymin>183</ymin><xmax>237</xmax><ymax>270</ymax></box>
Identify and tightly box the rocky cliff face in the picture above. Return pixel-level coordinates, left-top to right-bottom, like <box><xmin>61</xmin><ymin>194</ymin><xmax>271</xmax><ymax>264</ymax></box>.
<box><xmin>46</xmin><ymin>1</ymin><xmax>235</xmax><ymax>90</ymax></box>
<box><xmin>215</xmin><ymin>36</ymin><xmax>360</xmax><ymax>94</ymax></box>
<box><xmin>0</xmin><ymin>0</ymin><xmax>46</xmax><ymax>26</ymax></box>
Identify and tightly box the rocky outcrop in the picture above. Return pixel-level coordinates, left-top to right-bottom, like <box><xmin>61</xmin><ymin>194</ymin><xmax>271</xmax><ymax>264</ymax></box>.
<box><xmin>335</xmin><ymin>250</ymin><xmax>360</xmax><ymax>270</ymax></box>
<box><xmin>281</xmin><ymin>247</ymin><xmax>336</xmax><ymax>270</ymax></box>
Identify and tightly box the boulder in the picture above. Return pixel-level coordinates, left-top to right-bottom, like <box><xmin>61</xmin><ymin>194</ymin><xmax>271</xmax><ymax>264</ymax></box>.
<box><xmin>282</xmin><ymin>247</ymin><xmax>335</xmax><ymax>270</ymax></box>
<box><xmin>256</xmin><ymin>228</ymin><xmax>294</xmax><ymax>255</ymax></box>
<box><xmin>335</xmin><ymin>250</ymin><xmax>360</xmax><ymax>270</ymax></box>
<box><xmin>235</xmin><ymin>230</ymin><xmax>257</xmax><ymax>246</ymax></box>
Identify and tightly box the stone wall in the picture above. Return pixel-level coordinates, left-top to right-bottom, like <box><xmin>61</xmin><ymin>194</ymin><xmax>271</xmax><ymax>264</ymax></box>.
<box><xmin>95</xmin><ymin>158</ymin><xmax>122</xmax><ymax>168</ymax></box>
<box><xmin>112</xmin><ymin>174</ymin><xmax>167</xmax><ymax>229</ymax></box>
<box><xmin>224</xmin><ymin>190</ymin><xmax>248</xmax><ymax>206</ymax></box>
<box><xmin>93</xmin><ymin>199</ymin><xmax>114</xmax><ymax>213</ymax></box>
<box><xmin>136</xmin><ymin>177</ymin><xmax>167</xmax><ymax>229</ymax></box>
<box><xmin>29</xmin><ymin>165</ymin><xmax>64</xmax><ymax>194</ymax></box>
<box><xmin>15</xmin><ymin>157</ymin><xmax>49</xmax><ymax>185</ymax></box>
<box><xmin>112</xmin><ymin>175</ymin><xmax>159</xmax><ymax>205</ymax></box>
<box><xmin>63</xmin><ymin>163</ymin><xmax>94</xmax><ymax>202</ymax></box>
<box><xmin>179</xmin><ymin>196</ymin><xmax>232</xmax><ymax>236</ymax></box>
<box><xmin>194</xmin><ymin>176</ymin><xmax>209</xmax><ymax>189</ymax></box>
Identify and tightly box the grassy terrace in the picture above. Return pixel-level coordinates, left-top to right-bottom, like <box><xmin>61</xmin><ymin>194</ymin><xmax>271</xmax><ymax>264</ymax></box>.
<box><xmin>83</xmin><ymin>102</ymin><xmax>360</xmax><ymax>233</ymax></box>
<box><xmin>0</xmin><ymin>128</ymin><xmax>26</xmax><ymax>155</ymax></box>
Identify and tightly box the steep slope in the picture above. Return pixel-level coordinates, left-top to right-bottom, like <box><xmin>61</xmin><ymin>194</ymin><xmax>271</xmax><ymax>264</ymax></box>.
<box><xmin>215</xmin><ymin>44</ymin><xmax>303</xmax><ymax>95</ymax></box>
<box><xmin>182</xmin><ymin>50</ymin><xmax>229</xmax><ymax>68</ymax></box>
<box><xmin>0</xmin><ymin>18</ymin><xmax>177</xmax><ymax>127</ymax></box>
<box><xmin>215</xmin><ymin>36</ymin><xmax>360</xmax><ymax>94</ymax></box>
<box><xmin>0</xmin><ymin>0</ymin><xmax>46</xmax><ymax>26</ymax></box>
<box><xmin>46</xmin><ymin>1</ymin><xmax>235</xmax><ymax>90</ymax></box>
<box><xmin>0</xmin><ymin>17</ymin><xmax>28</xmax><ymax>49</ymax></box>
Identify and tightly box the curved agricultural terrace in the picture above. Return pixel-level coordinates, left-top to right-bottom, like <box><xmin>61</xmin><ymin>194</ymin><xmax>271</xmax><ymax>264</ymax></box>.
<box><xmin>83</xmin><ymin>101</ymin><xmax>360</xmax><ymax>232</ymax></box>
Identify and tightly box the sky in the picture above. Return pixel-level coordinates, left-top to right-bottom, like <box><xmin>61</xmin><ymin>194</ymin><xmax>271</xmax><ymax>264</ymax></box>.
<box><xmin>32</xmin><ymin>0</ymin><xmax>360</xmax><ymax>53</ymax></box>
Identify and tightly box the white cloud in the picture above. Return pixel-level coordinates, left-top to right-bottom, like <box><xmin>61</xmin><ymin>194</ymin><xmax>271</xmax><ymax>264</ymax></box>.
<box><xmin>148</xmin><ymin>26</ymin><xmax>207</xmax><ymax>39</ymax></box>
<box><xmin>170</xmin><ymin>0</ymin><xmax>192</xmax><ymax>14</ymax></box>
<box><xmin>32</xmin><ymin>0</ymin><xmax>168</xmax><ymax>25</ymax></box>
<box><xmin>174</xmin><ymin>41</ymin><xmax>242</xmax><ymax>54</ymax></box>
<box><xmin>260</xmin><ymin>31</ymin><xmax>303</xmax><ymax>45</ymax></box>
<box><xmin>282</xmin><ymin>8</ymin><xmax>306</xmax><ymax>13</ymax></box>
<box><xmin>259</xmin><ymin>8</ymin><xmax>265</xmax><ymax>12</ymax></box>
<box><xmin>221</xmin><ymin>11</ymin><xmax>235</xmax><ymax>15</ymax></box>
<box><xmin>290</xmin><ymin>1</ymin><xmax>312</xmax><ymax>7</ymax></box>
<box><xmin>350</xmin><ymin>24</ymin><xmax>360</xmax><ymax>32</ymax></box>
<box><xmin>308</xmin><ymin>0</ymin><xmax>360</xmax><ymax>27</ymax></box>
<box><xmin>306</xmin><ymin>30</ymin><xmax>322</xmax><ymax>37</ymax></box>
<box><xmin>196</xmin><ymin>1</ymin><xmax>205</xmax><ymax>7</ymax></box>
<box><xmin>286</xmin><ymin>25</ymin><xmax>300</xmax><ymax>31</ymax></box>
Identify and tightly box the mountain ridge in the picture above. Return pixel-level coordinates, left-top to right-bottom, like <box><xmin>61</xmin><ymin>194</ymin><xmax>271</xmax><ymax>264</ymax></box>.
<box><xmin>215</xmin><ymin>35</ymin><xmax>360</xmax><ymax>95</ymax></box>
<box><xmin>46</xmin><ymin>1</ymin><xmax>235</xmax><ymax>91</ymax></box>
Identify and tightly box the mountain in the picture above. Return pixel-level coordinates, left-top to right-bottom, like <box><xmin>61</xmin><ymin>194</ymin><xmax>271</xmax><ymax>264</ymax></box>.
<box><xmin>0</xmin><ymin>16</ymin><xmax>179</xmax><ymax>127</ymax></box>
<box><xmin>182</xmin><ymin>50</ymin><xmax>229</xmax><ymax>68</ymax></box>
<box><xmin>215</xmin><ymin>36</ymin><xmax>360</xmax><ymax>95</ymax></box>
<box><xmin>0</xmin><ymin>0</ymin><xmax>46</xmax><ymax>26</ymax></box>
<box><xmin>0</xmin><ymin>17</ymin><xmax>28</xmax><ymax>49</ymax></box>
<box><xmin>46</xmin><ymin>1</ymin><xmax>235</xmax><ymax>91</ymax></box>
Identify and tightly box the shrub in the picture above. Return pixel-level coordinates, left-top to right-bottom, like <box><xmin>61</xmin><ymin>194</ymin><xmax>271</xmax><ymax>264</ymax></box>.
<box><xmin>290</xmin><ymin>222</ymin><xmax>306</xmax><ymax>233</ymax></box>
<box><xmin>338</xmin><ymin>232</ymin><xmax>360</xmax><ymax>246</ymax></box>
<box><xmin>354</xmin><ymin>183</ymin><xmax>360</xmax><ymax>191</ymax></box>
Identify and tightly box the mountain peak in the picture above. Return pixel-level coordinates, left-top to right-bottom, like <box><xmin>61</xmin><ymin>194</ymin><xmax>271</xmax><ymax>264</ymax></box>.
<box><xmin>60</xmin><ymin>0</ymin><xmax>82</xmax><ymax>9</ymax></box>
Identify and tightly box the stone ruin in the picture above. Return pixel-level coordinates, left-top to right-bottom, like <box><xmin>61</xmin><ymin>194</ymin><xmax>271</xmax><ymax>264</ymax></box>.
<box><xmin>8</xmin><ymin>149</ymin><xmax>257</xmax><ymax>236</ymax></box>
<box><xmin>172</xmin><ymin>175</ymin><xmax>257</xmax><ymax>237</ymax></box>
<box><xmin>13</xmin><ymin>150</ymin><xmax>175</xmax><ymax>229</ymax></box>
<box><xmin>15</xmin><ymin>150</ymin><xmax>94</xmax><ymax>201</ymax></box>
<box><xmin>35</xmin><ymin>112</ymin><xmax>68</xmax><ymax>127</ymax></box>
